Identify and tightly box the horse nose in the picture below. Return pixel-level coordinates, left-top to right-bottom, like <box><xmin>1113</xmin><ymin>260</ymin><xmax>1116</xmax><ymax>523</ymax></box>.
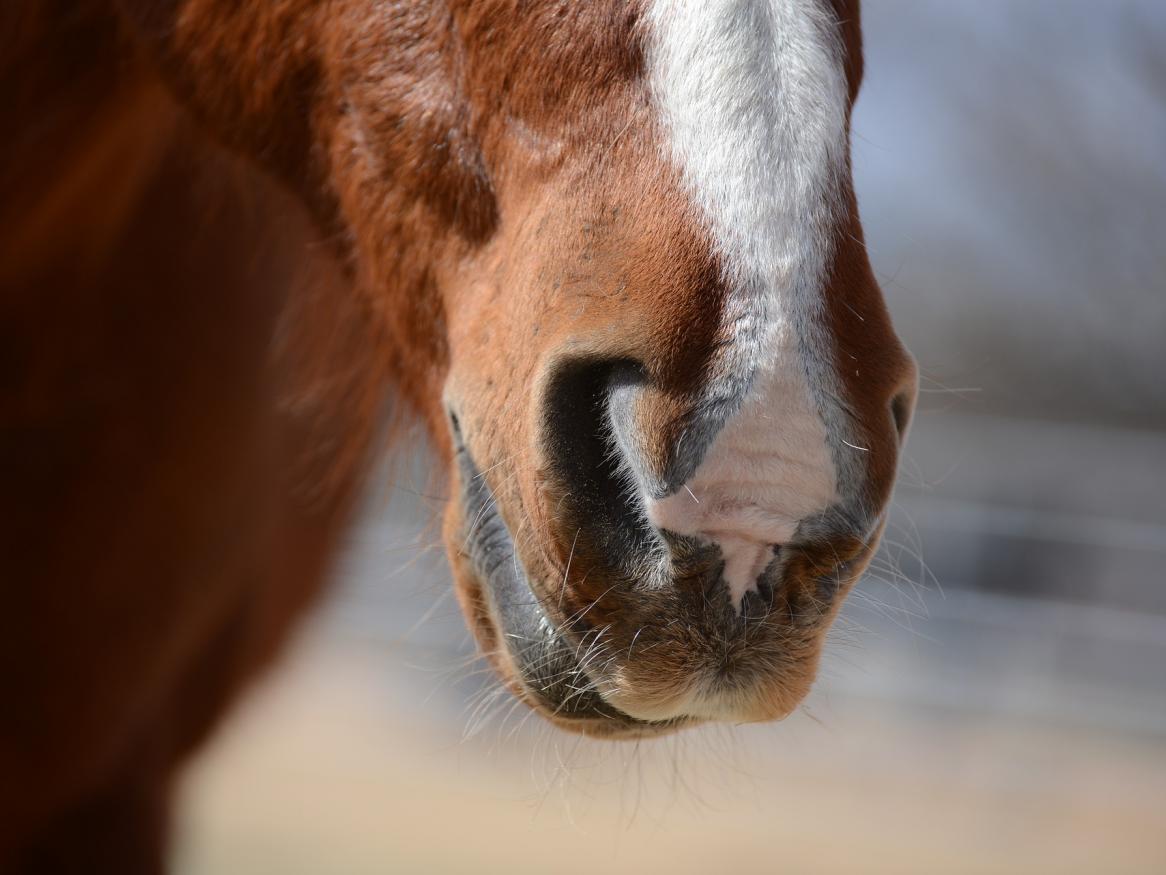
<box><xmin>535</xmin><ymin>348</ymin><xmax>893</xmax><ymax>618</ymax></box>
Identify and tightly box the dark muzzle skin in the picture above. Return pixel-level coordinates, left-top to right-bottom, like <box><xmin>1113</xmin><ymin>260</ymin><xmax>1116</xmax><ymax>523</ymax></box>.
<box><xmin>453</xmin><ymin>417</ymin><xmax>691</xmax><ymax>737</ymax></box>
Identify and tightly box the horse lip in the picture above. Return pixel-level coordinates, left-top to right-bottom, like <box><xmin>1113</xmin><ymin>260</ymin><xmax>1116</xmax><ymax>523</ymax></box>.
<box><xmin>453</xmin><ymin>433</ymin><xmax>680</xmax><ymax>733</ymax></box>
<box><xmin>451</xmin><ymin>429</ymin><xmax>859</xmax><ymax>732</ymax></box>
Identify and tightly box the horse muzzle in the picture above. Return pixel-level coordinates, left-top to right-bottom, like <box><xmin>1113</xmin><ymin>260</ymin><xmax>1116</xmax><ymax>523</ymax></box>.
<box><xmin>443</xmin><ymin>379</ymin><xmax>900</xmax><ymax>736</ymax></box>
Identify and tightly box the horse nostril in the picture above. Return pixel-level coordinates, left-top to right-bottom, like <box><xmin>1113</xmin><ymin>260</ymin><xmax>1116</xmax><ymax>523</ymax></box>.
<box><xmin>890</xmin><ymin>384</ymin><xmax>915</xmax><ymax>442</ymax></box>
<box><xmin>541</xmin><ymin>356</ymin><xmax>656</xmax><ymax>572</ymax></box>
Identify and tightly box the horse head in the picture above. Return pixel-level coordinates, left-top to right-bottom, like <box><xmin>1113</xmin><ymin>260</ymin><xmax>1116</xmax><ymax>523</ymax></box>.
<box><xmin>129</xmin><ymin>0</ymin><xmax>918</xmax><ymax>735</ymax></box>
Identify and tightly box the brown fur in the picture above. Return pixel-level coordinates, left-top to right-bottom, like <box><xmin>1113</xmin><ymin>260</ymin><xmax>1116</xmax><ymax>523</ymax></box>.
<box><xmin>1</xmin><ymin>0</ymin><xmax>913</xmax><ymax>869</ymax></box>
<box><xmin>442</xmin><ymin>0</ymin><xmax>913</xmax><ymax>732</ymax></box>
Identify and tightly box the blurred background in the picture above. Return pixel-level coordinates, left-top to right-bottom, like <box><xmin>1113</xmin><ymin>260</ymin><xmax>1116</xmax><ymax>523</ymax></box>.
<box><xmin>174</xmin><ymin>2</ymin><xmax>1166</xmax><ymax>872</ymax></box>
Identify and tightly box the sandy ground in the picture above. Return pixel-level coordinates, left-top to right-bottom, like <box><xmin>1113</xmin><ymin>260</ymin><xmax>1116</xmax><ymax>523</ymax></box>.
<box><xmin>173</xmin><ymin>624</ymin><xmax>1166</xmax><ymax>875</ymax></box>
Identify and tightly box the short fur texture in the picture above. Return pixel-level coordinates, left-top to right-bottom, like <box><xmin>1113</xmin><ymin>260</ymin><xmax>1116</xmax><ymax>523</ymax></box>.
<box><xmin>1</xmin><ymin>1</ymin><xmax>915</xmax><ymax>869</ymax></box>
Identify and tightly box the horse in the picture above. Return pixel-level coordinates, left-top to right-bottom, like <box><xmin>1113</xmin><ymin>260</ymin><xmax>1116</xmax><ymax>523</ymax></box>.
<box><xmin>0</xmin><ymin>0</ymin><xmax>916</xmax><ymax>869</ymax></box>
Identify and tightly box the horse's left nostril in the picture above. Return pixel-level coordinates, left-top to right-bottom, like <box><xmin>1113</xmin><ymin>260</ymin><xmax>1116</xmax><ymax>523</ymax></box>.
<box><xmin>890</xmin><ymin>383</ymin><xmax>915</xmax><ymax>442</ymax></box>
<box><xmin>540</xmin><ymin>356</ymin><xmax>657</xmax><ymax>572</ymax></box>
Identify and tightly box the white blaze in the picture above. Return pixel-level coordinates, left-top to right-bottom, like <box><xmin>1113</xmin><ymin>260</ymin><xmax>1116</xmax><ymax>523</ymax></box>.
<box><xmin>642</xmin><ymin>0</ymin><xmax>850</xmax><ymax>606</ymax></box>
